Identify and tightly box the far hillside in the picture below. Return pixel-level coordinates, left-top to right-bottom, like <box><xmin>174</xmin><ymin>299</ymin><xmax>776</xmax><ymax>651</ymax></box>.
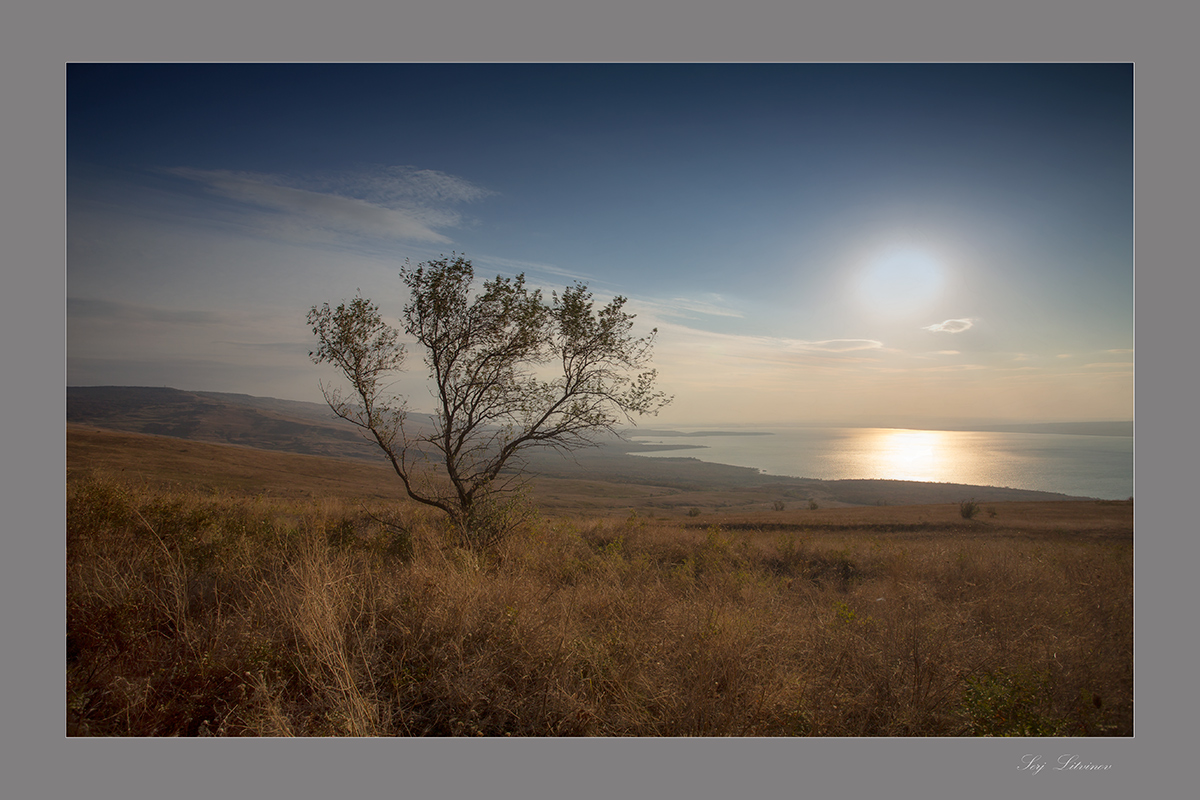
<box><xmin>67</xmin><ymin>385</ymin><xmax>1103</xmax><ymax>510</ymax></box>
<box><xmin>67</xmin><ymin>386</ymin><xmax>379</xmax><ymax>461</ymax></box>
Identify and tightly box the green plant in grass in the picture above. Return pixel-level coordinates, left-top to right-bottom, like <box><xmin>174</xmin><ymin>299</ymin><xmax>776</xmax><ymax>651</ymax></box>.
<box><xmin>959</xmin><ymin>668</ymin><xmax>1067</xmax><ymax>736</ymax></box>
<box><xmin>830</xmin><ymin>599</ymin><xmax>872</xmax><ymax>628</ymax></box>
<box><xmin>959</xmin><ymin>499</ymin><xmax>980</xmax><ymax>520</ymax></box>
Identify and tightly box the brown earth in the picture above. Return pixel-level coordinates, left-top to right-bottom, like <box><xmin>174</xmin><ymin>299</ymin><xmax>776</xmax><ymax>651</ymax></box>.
<box><xmin>67</xmin><ymin>424</ymin><xmax>1131</xmax><ymax>535</ymax></box>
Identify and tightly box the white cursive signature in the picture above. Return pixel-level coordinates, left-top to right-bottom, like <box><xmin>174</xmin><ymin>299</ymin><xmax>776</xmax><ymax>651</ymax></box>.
<box><xmin>1019</xmin><ymin>754</ymin><xmax>1113</xmax><ymax>774</ymax></box>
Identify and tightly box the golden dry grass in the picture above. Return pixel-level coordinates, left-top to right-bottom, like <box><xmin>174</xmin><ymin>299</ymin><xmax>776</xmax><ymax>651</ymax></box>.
<box><xmin>67</xmin><ymin>463</ymin><xmax>1132</xmax><ymax>737</ymax></box>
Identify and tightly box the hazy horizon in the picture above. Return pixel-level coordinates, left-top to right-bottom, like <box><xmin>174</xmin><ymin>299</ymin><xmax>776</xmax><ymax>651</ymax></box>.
<box><xmin>64</xmin><ymin>384</ymin><xmax>1132</xmax><ymax>434</ymax></box>
<box><xmin>68</xmin><ymin>64</ymin><xmax>1133</xmax><ymax>428</ymax></box>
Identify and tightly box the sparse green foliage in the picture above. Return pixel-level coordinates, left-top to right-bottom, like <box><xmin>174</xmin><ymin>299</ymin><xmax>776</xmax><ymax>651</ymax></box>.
<box><xmin>773</xmin><ymin>531</ymin><xmax>807</xmax><ymax>574</ymax></box>
<box><xmin>830</xmin><ymin>599</ymin><xmax>872</xmax><ymax>628</ymax></box>
<box><xmin>960</xmin><ymin>498</ymin><xmax>980</xmax><ymax>520</ymax></box>
<box><xmin>808</xmin><ymin>499</ymin><xmax>819</xmax><ymax>510</ymax></box>
<box><xmin>309</xmin><ymin>254</ymin><xmax>671</xmax><ymax>548</ymax></box>
<box><xmin>960</xmin><ymin>668</ymin><xmax>1067</xmax><ymax>736</ymax></box>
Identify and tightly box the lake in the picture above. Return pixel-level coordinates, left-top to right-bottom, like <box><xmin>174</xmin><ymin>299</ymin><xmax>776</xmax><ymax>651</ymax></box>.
<box><xmin>626</xmin><ymin>426</ymin><xmax>1133</xmax><ymax>500</ymax></box>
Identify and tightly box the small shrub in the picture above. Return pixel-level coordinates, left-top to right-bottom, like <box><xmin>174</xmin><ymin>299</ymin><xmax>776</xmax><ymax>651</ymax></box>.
<box><xmin>770</xmin><ymin>532</ymin><xmax>807</xmax><ymax>576</ymax></box>
<box><xmin>959</xmin><ymin>668</ymin><xmax>1067</xmax><ymax>736</ymax></box>
<box><xmin>808</xmin><ymin>499</ymin><xmax>819</xmax><ymax>510</ymax></box>
<box><xmin>772</xmin><ymin>500</ymin><xmax>786</xmax><ymax>511</ymax></box>
<box><xmin>326</xmin><ymin>516</ymin><xmax>358</xmax><ymax>548</ymax></box>
<box><xmin>601</xmin><ymin>535</ymin><xmax>625</xmax><ymax>557</ymax></box>
<box><xmin>830</xmin><ymin>599</ymin><xmax>871</xmax><ymax>628</ymax></box>
<box><xmin>383</xmin><ymin>529</ymin><xmax>414</xmax><ymax>560</ymax></box>
<box><xmin>959</xmin><ymin>499</ymin><xmax>979</xmax><ymax>520</ymax></box>
<box><xmin>807</xmin><ymin>549</ymin><xmax>860</xmax><ymax>591</ymax></box>
<box><xmin>688</xmin><ymin>507</ymin><xmax>702</xmax><ymax>517</ymax></box>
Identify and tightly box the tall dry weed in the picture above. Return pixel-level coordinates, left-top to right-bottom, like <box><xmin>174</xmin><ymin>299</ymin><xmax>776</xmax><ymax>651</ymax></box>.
<box><xmin>67</xmin><ymin>474</ymin><xmax>1132</xmax><ymax>736</ymax></box>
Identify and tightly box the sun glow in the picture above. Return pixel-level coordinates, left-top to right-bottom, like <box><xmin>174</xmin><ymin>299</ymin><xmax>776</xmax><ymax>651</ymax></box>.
<box><xmin>855</xmin><ymin>246</ymin><xmax>945</xmax><ymax>318</ymax></box>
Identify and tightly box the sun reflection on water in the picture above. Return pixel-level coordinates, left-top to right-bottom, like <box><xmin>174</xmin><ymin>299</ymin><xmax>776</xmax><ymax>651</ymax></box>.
<box><xmin>628</xmin><ymin>425</ymin><xmax>1132</xmax><ymax>498</ymax></box>
<box><xmin>860</xmin><ymin>429</ymin><xmax>948</xmax><ymax>482</ymax></box>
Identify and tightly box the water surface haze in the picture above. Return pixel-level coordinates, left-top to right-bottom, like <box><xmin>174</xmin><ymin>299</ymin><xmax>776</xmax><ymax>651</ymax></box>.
<box><xmin>628</xmin><ymin>426</ymin><xmax>1133</xmax><ymax>500</ymax></box>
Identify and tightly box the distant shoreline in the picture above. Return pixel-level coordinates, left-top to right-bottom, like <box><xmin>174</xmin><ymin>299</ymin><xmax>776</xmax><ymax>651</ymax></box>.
<box><xmin>629</xmin><ymin>421</ymin><xmax>1133</xmax><ymax>438</ymax></box>
<box><xmin>69</xmin><ymin>424</ymin><xmax>1106</xmax><ymax>507</ymax></box>
<box><xmin>614</xmin><ymin>451</ymin><xmax>1103</xmax><ymax>504</ymax></box>
<box><xmin>628</xmin><ymin>429</ymin><xmax>774</xmax><ymax>438</ymax></box>
<box><xmin>64</xmin><ymin>388</ymin><xmax>1130</xmax><ymax>502</ymax></box>
<box><xmin>615</xmin><ymin>427</ymin><xmax>1131</xmax><ymax>500</ymax></box>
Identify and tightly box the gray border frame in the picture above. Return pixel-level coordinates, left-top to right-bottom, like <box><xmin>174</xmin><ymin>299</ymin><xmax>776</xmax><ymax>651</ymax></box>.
<box><xmin>8</xmin><ymin>1</ymin><xmax>1192</xmax><ymax>798</ymax></box>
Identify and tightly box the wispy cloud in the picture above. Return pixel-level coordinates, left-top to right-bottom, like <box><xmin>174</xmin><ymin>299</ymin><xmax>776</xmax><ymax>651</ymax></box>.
<box><xmin>648</xmin><ymin>320</ymin><xmax>884</xmax><ymax>369</ymax></box>
<box><xmin>167</xmin><ymin>165</ymin><xmax>493</xmax><ymax>244</ymax></box>
<box><xmin>921</xmin><ymin>318</ymin><xmax>975</xmax><ymax>334</ymax></box>
<box><xmin>67</xmin><ymin>298</ymin><xmax>314</xmax><ymax>350</ymax></box>
<box><xmin>473</xmin><ymin>255</ymin><xmax>595</xmax><ymax>285</ymax></box>
<box><xmin>792</xmin><ymin>339</ymin><xmax>883</xmax><ymax>352</ymax></box>
<box><xmin>67</xmin><ymin>297</ymin><xmax>229</xmax><ymax>326</ymax></box>
<box><xmin>912</xmin><ymin>363</ymin><xmax>989</xmax><ymax>372</ymax></box>
<box><xmin>323</xmin><ymin>165</ymin><xmax>494</xmax><ymax>206</ymax></box>
<box><xmin>638</xmin><ymin>294</ymin><xmax>746</xmax><ymax>320</ymax></box>
<box><xmin>215</xmin><ymin>341</ymin><xmax>309</xmax><ymax>353</ymax></box>
<box><xmin>68</xmin><ymin>297</ymin><xmax>322</xmax><ymax>389</ymax></box>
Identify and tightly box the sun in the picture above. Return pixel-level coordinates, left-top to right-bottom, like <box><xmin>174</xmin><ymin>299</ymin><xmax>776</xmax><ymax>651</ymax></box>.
<box><xmin>855</xmin><ymin>246</ymin><xmax>945</xmax><ymax>318</ymax></box>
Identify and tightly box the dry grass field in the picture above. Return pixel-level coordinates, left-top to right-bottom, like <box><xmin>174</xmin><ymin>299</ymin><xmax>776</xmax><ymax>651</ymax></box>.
<box><xmin>66</xmin><ymin>425</ymin><xmax>1133</xmax><ymax>736</ymax></box>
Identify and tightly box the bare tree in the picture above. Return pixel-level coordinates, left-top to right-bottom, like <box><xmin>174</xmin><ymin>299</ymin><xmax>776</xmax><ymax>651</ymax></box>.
<box><xmin>308</xmin><ymin>254</ymin><xmax>671</xmax><ymax>547</ymax></box>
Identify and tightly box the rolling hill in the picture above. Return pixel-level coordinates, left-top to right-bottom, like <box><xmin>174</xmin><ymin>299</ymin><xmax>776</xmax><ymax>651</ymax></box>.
<box><xmin>66</xmin><ymin>386</ymin><xmax>1099</xmax><ymax>508</ymax></box>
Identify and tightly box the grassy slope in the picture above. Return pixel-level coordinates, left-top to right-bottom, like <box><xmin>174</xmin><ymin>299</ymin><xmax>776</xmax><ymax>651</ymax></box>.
<box><xmin>66</xmin><ymin>423</ymin><xmax>1133</xmax><ymax>737</ymax></box>
<box><xmin>68</xmin><ymin>422</ymin><xmax>1133</xmax><ymax>544</ymax></box>
<box><xmin>67</xmin><ymin>386</ymin><xmax>1104</xmax><ymax>507</ymax></box>
<box><xmin>68</xmin><ymin>424</ymin><xmax>1098</xmax><ymax>517</ymax></box>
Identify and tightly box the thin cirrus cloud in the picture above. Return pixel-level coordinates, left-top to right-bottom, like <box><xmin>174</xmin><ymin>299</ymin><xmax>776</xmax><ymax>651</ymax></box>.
<box><xmin>912</xmin><ymin>363</ymin><xmax>989</xmax><ymax>372</ymax></box>
<box><xmin>669</xmin><ymin>329</ymin><xmax>884</xmax><ymax>373</ymax></box>
<box><xmin>166</xmin><ymin>165</ymin><xmax>494</xmax><ymax>244</ymax></box>
<box><xmin>793</xmin><ymin>339</ymin><xmax>884</xmax><ymax>353</ymax></box>
<box><xmin>67</xmin><ymin>297</ymin><xmax>229</xmax><ymax>326</ymax></box>
<box><xmin>651</xmin><ymin>320</ymin><xmax>882</xmax><ymax>361</ymax></box>
<box><xmin>472</xmin><ymin>255</ymin><xmax>596</xmax><ymax>287</ymax></box>
<box><xmin>640</xmin><ymin>295</ymin><xmax>746</xmax><ymax>320</ymax></box>
<box><xmin>909</xmin><ymin>350</ymin><xmax>961</xmax><ymax>359</ymax></box>
<box><xmin>921</xmin><ymin>318</ymin><xmax>975</xmax><ymax>334</ymax></box>
<box><xmin>325</xmin><ymin>165</ymin><xmax>494</xmax><ymax>206</ymax></box>
<box><xmin>67</xmin><ymin>298</ymin><xmax>301</xmax><ymax>348</ymax></box>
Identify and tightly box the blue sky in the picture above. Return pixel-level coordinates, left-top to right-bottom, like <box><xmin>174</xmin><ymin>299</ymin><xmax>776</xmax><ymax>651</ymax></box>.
<box><xmin>67</xmin><ymin>63</ymin><xmax>1133</xmax><ymax>426</ymax></box>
